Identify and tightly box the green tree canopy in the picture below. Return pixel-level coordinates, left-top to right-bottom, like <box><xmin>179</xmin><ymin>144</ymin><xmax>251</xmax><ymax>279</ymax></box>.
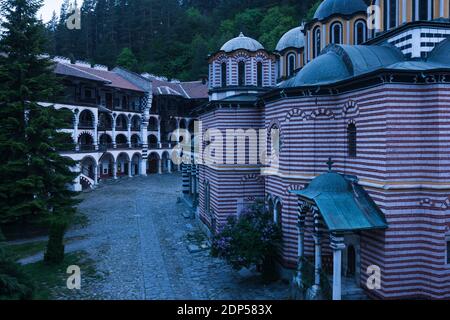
<box><xmin>45</xmin><ymin>0</ymin><xmax>319</xmax><ymax>81</ymax></box>
<box><xmin>0</xmin><ymin>0</ymin><xmax>80</xmax><ymax>264</ymax></box>
<box><xmin>116</xmin><ymin>47</ymin><xmax>139</xmax><ymax>72</ymax></box>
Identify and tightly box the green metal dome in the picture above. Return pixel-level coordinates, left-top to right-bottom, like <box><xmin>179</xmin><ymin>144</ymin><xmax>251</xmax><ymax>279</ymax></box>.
<box><xmin>307</xmin><ymin>172</ymin><xmax>351</xmax><ymax>193</ymax></box>
<box><xmin>281</xmin><ymin>44</ymin><xmax>404</xmax><ymax>87</ymax></box>
<box><xmin>275</xmin><ymin>26</ymin><xmax>305</xmax><ymax>52</ymax></box>
<box><xmin>314</xmin><ymin>0</ymin><xmax>368</xmax><ymax>21</ymax></box>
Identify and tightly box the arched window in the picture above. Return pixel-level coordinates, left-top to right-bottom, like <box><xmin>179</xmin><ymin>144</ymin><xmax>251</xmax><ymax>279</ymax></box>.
<box><xmin>238</xmin><ymin>61</ymin><xmax>246</xmax><ymax>86</ymax></box>
<box><xmin>79</xmin><ymin>110</ymin><xmax>94</xmax><ymax>128</ymax></box>
<box><xmin>287</xmin><ymin>54</ymin><xmax>296</xmax><ymax>77</ymax></box>
<box><xmin>313</xmin><ymin>26</ymin><xmax>321</xmax><ymax>58</ymax></box>
<box><xmin>330</xmin><ymin>22</ymin><xmax>342</xmax><ymax>44</ymax></box>
<box><xmin>221</xmin><ymin>62</ymin><xmax>227</xmax><ymax>87</ymax></box>
<box><xmin>348</xmin><ymin>123</ymin><xmax>357</xmax><ymax>158</ymax></box>
<box><xmin>257</xmin><ymin>62</ymin><xmax>263</xmax><ymax>87</ymax></box>
<box><xmin>354</xmin><ymin>20</ymin><xmax>367</xmax><ymax>44</ymax></box>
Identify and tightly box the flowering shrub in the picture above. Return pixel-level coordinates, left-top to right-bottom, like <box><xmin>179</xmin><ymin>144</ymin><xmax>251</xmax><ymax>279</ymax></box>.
<box><xmin>211</xmin><ymin>200</ymin><xmax>282</xmax><ymax>275</ymax></box>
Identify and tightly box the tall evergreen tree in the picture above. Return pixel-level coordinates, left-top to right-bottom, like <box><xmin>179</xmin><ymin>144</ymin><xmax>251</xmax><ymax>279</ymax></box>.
<box><xmin>45</xmin><ymin>0</ymin><xmax>318</xmax><ymax>80</ymax></box>
<box><xmin>0</xmin><ymin>0</ymin><xmax>80</xmax><ymax>264</ymax></box>
<box><xmin>116</xmin><ymin>47</ymin><xmax>139</xmax><ymax>71</ymax></box>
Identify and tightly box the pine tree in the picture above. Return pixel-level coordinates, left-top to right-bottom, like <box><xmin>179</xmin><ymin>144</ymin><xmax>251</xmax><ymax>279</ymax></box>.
<box><xmin>0</xmin><ymin>0</ymin><xmax>80</xmax><ymax>264</ymax></box>
<box><xmin>116</xmin><ymin>47</ymin><xmax>139</xmax><ymax>71</ymax></box>
<box><xmin>0</xmin><ymin>246</ymin><xmax>34</xmax><ymax>300</ymax></box>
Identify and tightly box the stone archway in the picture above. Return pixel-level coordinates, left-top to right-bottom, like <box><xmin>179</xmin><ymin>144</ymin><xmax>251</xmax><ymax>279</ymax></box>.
<box><xmin>147</xmin><ymin>152</ymin><xmax>160</xmax><ymax>174</ymax></box>
<box><xmin>131</xmin><ymin>153</ymin><xmax>142</xmax><ymax>176</ymax></box>
<box><xmin>99</xmin><ymin>153</ymin><xmax>115</xmax><ymax>180</ymax></box>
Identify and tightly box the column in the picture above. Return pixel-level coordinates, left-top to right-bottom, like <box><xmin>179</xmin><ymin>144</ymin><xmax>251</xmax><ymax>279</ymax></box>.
<box><xmin>330</xmin><ymin>234</ymin><xmax>346</xmax><ymax>301</ymax></box>
<box><xmin>74</xmin><ymin>116</ymin><xmax>80</xmax><ymax>151</ymax></box>
<box><xmin>127</xmin><ymin>122</ymin><xmax>132</xmax><ymax>148</ymax></box>
<box><xmin>297</xmin><ymin>203</ymin><xmax>307</xmax><ymax>274</ymax></box>
<box><xmin>167</xmin><ymin>159</ymin><xmax>172</xmax><ymax>173</ymax></box>
<box><xmin>113</xmin><ymin>161</ymin><xmax>118</xmax><ymax>179</ymax></box>
<box><xmin>307</xmin><ymin>207</ymin><xmax>323</xmax><ymax>300</ymax></box>
<box><xmin>112</xmin><ymin>117</ymin><xmax>117</xmax><ymax>148</ymax></box>
<box><xmin>94</xmin><ymin>165</ymin><xmax>98</xmax><ymax>185</ymax></box>
<box><xmin>313</xmin><ymin>233</ymin><xmax>322</xmax><ymax>289</ymax></box>
<box><xmin>140</xmin><ymin>159</ymin><xmax>147</xmax><ymax>177</ymax></box>
<box><xmin>157</xmin><ymin>118</ymin><xmax>162</xmax><ymax>148</ymax></box>
<box><xmin>141</xmin><ymin>117</ymin><xmax>149</xmax><ymax>149</ymax></box>
<box><xmin>93</xmin><ymin>118</ymin><xmax>99</xmax><ymax>150</ymax></box>
<box><xmin>128</xmin><ymin>161</ymin><xmax>132</xmax><ymax>177</ymax></box>
<box><xmin>158</xmin><ymin>159</ymin><xmax>162</xmax><ymax>174</ymax></box>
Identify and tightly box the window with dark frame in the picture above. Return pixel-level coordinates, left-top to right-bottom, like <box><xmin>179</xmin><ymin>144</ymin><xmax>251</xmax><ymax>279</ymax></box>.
<box><xmin>257</xmin><ymin>62</ymin><xmax>263</xmax><ymax>86</ymax></box>
<box><xmin>331</xmin><ymin>22</ymin><xmax>342</xmax><ymax>44</ymax></box>
<box><xmin>348</xmin><ymin>123</ymin><xmax>357</xmax><ymax>158</ymax></box>
<box><xmin>287</xmin><ymin>54</ymin><xmax>295</xmax><ymax>77</ymax></box>
<box><xmin>355</xmin><ymin>20</ymin><xmax>366</xmax><ymax>44</ymax></box>
<box><xmin>221</xmin><ymin>62</ymin><xmax>227</xmax><ymax>87</ymax></box>
<box><xmin>313</xmin><ymin>27</ymin><xmax>321</xmax><ymax>58</ymax></box>
<box><xmin>238</xmin><ymin>61</ymin><xmax>246</xmax><ymax>86</ymax></box>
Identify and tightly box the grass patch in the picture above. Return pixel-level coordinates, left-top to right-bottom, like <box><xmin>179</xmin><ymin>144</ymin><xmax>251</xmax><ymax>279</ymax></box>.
<box><xmin>0</xmin><ymin>241</ymin><xmax>48</xmax><ymax>261</ymax></box>
<box><xmin>22</xmin><ymin>251</ymin><xmax>98</xmax><ymax>300</ymax></box>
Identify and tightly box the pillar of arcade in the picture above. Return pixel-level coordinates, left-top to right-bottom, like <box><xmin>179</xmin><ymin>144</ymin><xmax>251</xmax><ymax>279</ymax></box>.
<box><xmin>330</xmin><ymin>233</ymin><xmax>345</xmax><ymax>300</ymax></box>
<box><xmin>306</xmin><ymin>208</ymin><xmax>323</xmax><ymax>300</ymax></box>
<box><xmin>158</xmin><ymin>158</ymin><xmax>162</xmax><ymax>174</ymax></box>
<box><xmin>293</xmin><ymin>202</ymin><xmax>307</xmax><ymax>300</ymax></box>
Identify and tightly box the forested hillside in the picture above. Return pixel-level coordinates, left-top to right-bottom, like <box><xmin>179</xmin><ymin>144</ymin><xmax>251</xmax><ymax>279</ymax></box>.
<box><xmin>45</xmin><ymin>0</ymin><xmax>320</xmax><ymax>81</ymax></box>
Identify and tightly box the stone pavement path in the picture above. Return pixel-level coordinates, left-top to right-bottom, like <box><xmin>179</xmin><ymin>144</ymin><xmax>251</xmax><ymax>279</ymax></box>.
<box><xmin>62</xmin><ymin>174</ymin><xmax>289</xmax><ymax>300</ymax></box>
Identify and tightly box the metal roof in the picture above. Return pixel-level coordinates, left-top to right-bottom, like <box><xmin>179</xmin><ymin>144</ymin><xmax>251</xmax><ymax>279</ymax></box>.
<box><xmin>314</xmin><ymin>0</ymin><xmax>367</xmax><ymax>21</ymax></box>
<box><xmin>220</xmin><ymin>32</ymin><xmax>264</xmax><ymax>53</ymax></box>
<box><xmin>275</xmin><ymin>26</ymin><xmax>305</xmax><ymax>52</ymax></box>
<box><xmin>54</xmin><ymin>62</ymin><xmax>146</xmax><ymax>92</ymax></box>
<box><xmin>219</xmin><ymin>93</ymin><xmax>260</xmax><ymax>102</ymax></box>
<box><xmin>429</xmin><ymin>37</ymin><xmax>450</xmax><ymax>64</ymax></box>
<box><xmin>291</xmin><ymin>172</ymin><xmax>388</xmax><ymax>232</ymax></box>
<box><xmin>281</xmin><ymin>44</ymin><xmax>404</xmax><ymax>87</ymax></box>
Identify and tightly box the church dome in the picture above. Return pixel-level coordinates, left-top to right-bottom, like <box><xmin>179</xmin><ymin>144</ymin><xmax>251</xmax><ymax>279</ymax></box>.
<box><xmin>275</xmin><ymin>27</ymin><xmax>305</xmax><ymax>52</ymax></box>
<box><xmin>220</xmin><ymin>32</ymin><xmax>264</xmax><ymax>53</ymax></box>
<box><xmin>281</xmin><ymin>44</ymin><xmax>403</xmax><ymax>87</ymax></box>
<box><xmin>313</xmin><ymin>0</ymin><xmax>367</xmax><ymax>21</ymax></box>
<box><xmin>308</xmin><ymin>172</ymin><xmax>351</xmax><ymax>193</ymax></box>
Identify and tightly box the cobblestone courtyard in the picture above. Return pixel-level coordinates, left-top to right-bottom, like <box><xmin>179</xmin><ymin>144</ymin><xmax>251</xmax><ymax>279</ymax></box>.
<box><xmin>67</xmin><ymin>174</ymin><xmax>289</xmax><ymax>300</ymax></box>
